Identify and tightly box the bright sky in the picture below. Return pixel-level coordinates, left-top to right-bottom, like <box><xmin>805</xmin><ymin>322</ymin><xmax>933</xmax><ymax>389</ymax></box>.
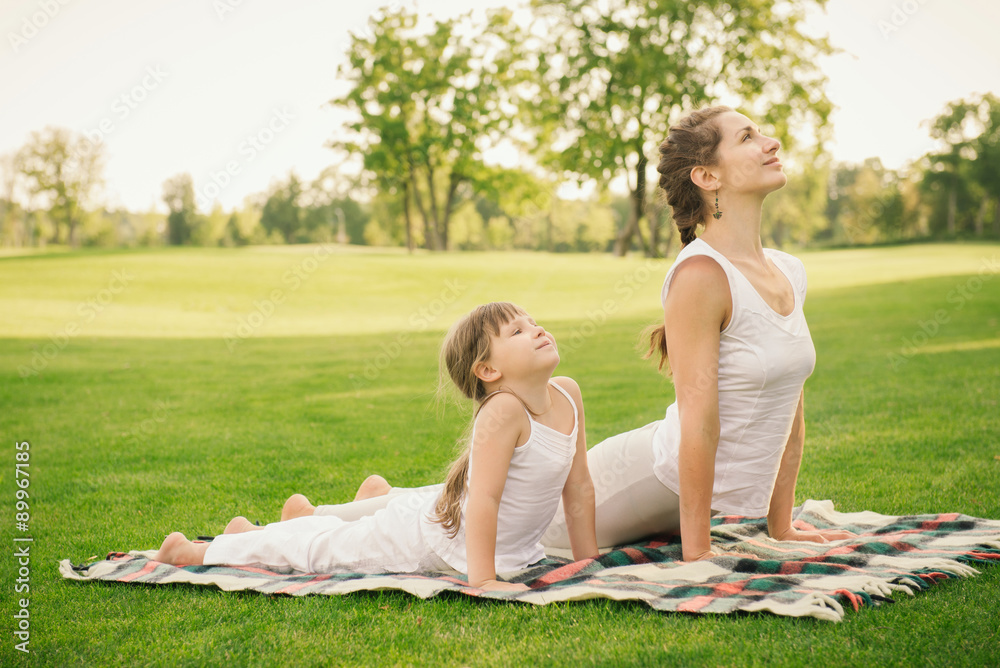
<box><xmin>2</xmin><ymin>0</ymin><xmax>999</xmax><ymax>213</ymax></box>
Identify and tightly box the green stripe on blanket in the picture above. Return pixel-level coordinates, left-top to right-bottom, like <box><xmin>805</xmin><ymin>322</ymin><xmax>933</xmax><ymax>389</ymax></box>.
<box><xmin>59</xmin><ymin>500</ymin><xmax>1000</xmax><ymax>622</ymax></box>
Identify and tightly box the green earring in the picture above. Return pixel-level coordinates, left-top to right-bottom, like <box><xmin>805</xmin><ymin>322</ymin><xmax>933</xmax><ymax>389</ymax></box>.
<box><xmin>713</xmin><ymin>190</ymin><xmax>723</xmax><ymax>220</ymax></box>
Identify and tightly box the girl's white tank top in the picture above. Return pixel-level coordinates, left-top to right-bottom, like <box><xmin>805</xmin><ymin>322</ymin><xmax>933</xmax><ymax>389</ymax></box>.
<box><xmin>421</xmin><ymin>382</ymin><xmax>579</xmax><ymax>573</ymax></box>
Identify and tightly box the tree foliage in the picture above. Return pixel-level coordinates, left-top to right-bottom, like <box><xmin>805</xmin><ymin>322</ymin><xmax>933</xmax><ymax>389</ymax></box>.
<box><xmin>331</xmin><ymin>6</ymin><xmax>530</xmax><ymax>250</ymax></box>
<box><xmin>162</xmin><ymin>173</ymin><xmax>200</xmax><ymax>246</ymax></box>
<box><xmin>922</xmin><ymin>93</ymin><xmax>1000</xmax><ymax>237</ymax></box>
<box><xmin>525</xmin><ymin>0</ymin><xmax>834</xmax><ymax>256</ymax></box>
<box><xmin>15</xmin><ymin>127</ymin><xmax>104</xmax><ymax>247</ymax></box>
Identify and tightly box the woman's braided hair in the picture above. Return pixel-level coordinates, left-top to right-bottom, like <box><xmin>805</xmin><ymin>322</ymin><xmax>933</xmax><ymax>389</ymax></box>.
<box><xmin>656</xmin><ymin>105</ymin><xmax>732</xmax><ymax>246</ymax></box>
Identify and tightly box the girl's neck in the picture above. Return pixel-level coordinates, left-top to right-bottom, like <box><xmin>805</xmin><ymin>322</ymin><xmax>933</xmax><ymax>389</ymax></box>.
<box><xmin>486</xmin><ymin>376</ymin><xmax>553</xmax><ymax>416</ymax></box>
<box><xmin>700</xmin><ymin>194</ymin><xmax>767</xmax><ymax>264</ymax></box>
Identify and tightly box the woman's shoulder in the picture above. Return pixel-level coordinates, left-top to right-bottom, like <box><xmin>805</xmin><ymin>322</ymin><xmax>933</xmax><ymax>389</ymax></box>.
<box><xmin>662</xmin><ymin>252</ymin><xmax>731</xmax><ymax>307</ymax></box>
<box><xmin>763</xmin><ymin>248</ymin><xmax>808</xmax><ymax>295</ymax></box>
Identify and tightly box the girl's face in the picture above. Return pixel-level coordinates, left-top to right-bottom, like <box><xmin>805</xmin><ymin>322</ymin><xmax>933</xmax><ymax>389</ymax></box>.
<box><xmin>486</xmin><ymin>313</ymin><xmax>559</xmax><ymax>380</ymax></box>
<box><xmin>710</xmin><ymin>111</ymin><xmax>786</xmax><ymax>196</ymax></box>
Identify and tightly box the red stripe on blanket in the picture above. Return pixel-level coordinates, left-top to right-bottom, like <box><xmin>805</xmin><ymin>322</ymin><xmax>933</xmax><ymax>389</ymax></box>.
<box><xmin>231</xmin><ymin>565</ymin><xmax>292</xmax><ymax>577</ymax></box>
<box><xmin>779</xmin><ymin>561</ymin><xmax>805</xmax><ymax>575</ymax></box>
<box><xmin>677</xmin><ymin>595</ymin><xmax>715</xmax><ymax>612</ymax></box>
<box><xmin>835</xmin><ymin>589</ymin><xmax>861</xmax><ymax>612</ymax></box>
<box><xmin>121</xmin><ymin>560</ymin><xmax>160</xmax><ymax>582</ymax></box>
<box><xmin>276</xmin><ymin>574</ymin><xmax>333</xmax><ymax>595</ymax></box>
<box><xmin>919</xmin><ymin>514</ymin><xmax>960</xmax><ymax>531</ymax></box>
<box><xmin>533</xmin><ymin>558</ymin><xmax>596</xmax><ymax>586</ymax></box>
<box><xmin>711</xmin><ymin>581</ymin><xmax>747</xmax><ymax>596</ymax></box>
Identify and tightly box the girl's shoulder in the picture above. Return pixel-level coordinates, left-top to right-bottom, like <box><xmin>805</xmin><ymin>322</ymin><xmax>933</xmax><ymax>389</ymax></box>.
<box><xmin>474</xmin><ymin>392</ymin><xmax>531</xmax><ymax>444</ymax></box>
<box><xmin>550</xmin><ymin>375</ymin><xmax>581</xmax><ymax>400</ymax></box>
<box><xmin>550</xmin><ymin>376</ymin><xmax>584</xmax><ymax>419</ymax></box>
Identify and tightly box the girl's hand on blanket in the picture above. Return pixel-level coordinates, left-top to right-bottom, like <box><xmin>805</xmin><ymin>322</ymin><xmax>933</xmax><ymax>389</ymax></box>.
<box><xmin>771</xmin><ymin>527</ymin><xmax>856</xmax><ymax>543</ymax></box>
<box><xmin>476</xmin><ymin>579</ymin><xmax>530</xmax><ymax>593</ymax></box>
<box><xmin>813</xmin><ymin>528</ymin><xmax>856</xmax><ymax>541</ymax></box>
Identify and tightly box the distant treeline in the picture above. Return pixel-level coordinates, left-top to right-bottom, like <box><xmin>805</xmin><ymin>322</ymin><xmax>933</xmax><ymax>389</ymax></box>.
<box><xmin>2</xmin><ymin>2</ymin><xmax>998</xmax><ymax>254</ymax></box>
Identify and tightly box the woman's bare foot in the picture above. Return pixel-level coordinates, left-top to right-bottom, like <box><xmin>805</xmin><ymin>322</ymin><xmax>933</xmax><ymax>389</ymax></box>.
<box><xmin>354</xmin><ymin>474</ymin><xmax>391</xmax><ymax>501</ymax></box>
<box><xmin>281</xmin><ymin>494</ymin><xmax>316</xmax><ymax>521</ymax></box>
<box><xmin>154</xmin><ymin>532</ymin><xmax>209</xmax><ymax>565</ymax></box>
<box><xmin>223</xmin><ymin>516</ymin><xmax>263</xmax><ymax>534</ymax></box>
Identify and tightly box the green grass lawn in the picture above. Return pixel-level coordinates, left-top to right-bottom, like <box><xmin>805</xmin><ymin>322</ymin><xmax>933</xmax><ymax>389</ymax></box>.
<box><xmin>2</xmin><ymin>243</ymin><xmax>999</xmax><ymax>667</ymax></box>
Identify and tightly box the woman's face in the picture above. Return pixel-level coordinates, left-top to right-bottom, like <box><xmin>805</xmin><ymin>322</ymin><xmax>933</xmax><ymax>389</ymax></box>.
<box><xmin>711</xmin><ymin>111</ymin><xmax>786</xmax><ymax>196</ymax></box>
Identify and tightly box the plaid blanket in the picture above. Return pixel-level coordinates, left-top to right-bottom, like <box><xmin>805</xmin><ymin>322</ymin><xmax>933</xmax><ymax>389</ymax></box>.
<box><xmin>59</xmin><ymin>500</ymin><xmax>1000</xmax><ymax>622</ymax></box>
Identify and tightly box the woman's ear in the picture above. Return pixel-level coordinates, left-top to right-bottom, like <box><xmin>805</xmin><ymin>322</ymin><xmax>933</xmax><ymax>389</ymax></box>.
<box><xmin>690</xmin><ymin>165</ymin><xmax>719</xmax><ymax>192</ymax></box>
<box><xmin>473</xmin><ymin>361</ymin><xmax>502</xmax><ymax>384</ymax></box>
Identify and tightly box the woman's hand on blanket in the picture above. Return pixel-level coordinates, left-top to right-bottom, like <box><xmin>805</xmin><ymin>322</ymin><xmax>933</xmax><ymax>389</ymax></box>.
<box><xmin>476</xmin><ymin>579</ymin><xmax>530</xmax><ymax>593</ymax></box>
<box><xmin>771</xmin><ymin>527</ymin><xmax>856</xmax><ymax>543</ymax></box>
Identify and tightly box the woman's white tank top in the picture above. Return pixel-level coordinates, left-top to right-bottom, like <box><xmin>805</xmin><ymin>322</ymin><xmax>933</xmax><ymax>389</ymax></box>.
<box><xmin>651</xmin><ymin>238</ymin><xmax>816</xmax><ymax>516</ymax></box>
<box><xmin>421</xmin><ymin>382</ymin><xmax>579</xmax><ymax>573</ymax></box>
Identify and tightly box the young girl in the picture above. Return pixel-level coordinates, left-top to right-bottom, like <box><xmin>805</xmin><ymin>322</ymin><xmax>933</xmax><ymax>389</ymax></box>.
<box><xmin>154</xmin><ymin>302</ymin><xmax>598</xmax><ymax>591</ymax></box>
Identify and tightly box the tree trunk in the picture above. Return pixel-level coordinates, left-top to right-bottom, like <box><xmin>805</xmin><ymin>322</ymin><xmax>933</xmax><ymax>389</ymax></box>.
<box><xmin>401</xmin><ymin>181</ymin><xmax>414</xmax><ymax>253</ymax></box>
<box><xmin>425</xmin><ymin>164</ymin><xmax>443</xmax><ymax>251</ymax></box>
<box><xmin>648</xmin><ymin>211</ymin><xmax>660</xmax><ymax>258</ymax></box>
<box><xmin>947</xmin><ymin>182</ymin><xmax>957</xmax><ymax>235</ymax></box>
<box><xmin>994</xmin><ymin>198</ymin><xmax>1000</xmax><ymax>238</ymax></box>
<box><xmin>440</xmin><ymin>172</ymin><xmax>462</xmax><ymax>252</ymax></box>
<box><xmin>975</xmin><ymin>197</ymin><xmax>987</xmax><ymax>236</ymax></box>
<box><xmin>613</xmin><ymin>153</ymin><xmax>648</xmax><ymax>257</ymax></box>
<box><xmin>408</xmin><ymin>162</ymin><xmax>434</xmax><ymax>250</ymax></box>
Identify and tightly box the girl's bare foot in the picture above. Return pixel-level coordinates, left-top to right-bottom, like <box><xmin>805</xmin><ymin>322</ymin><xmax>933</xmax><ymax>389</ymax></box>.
<box><xmin>154</xmin><ymin>532</ymin><xmax>208</xmax><ymax>565</ymax></box>
<box><xmin>354</xmin><ymin>474</ymin><xmax>391</xmax><ymax>501</ymax></box>
<box><xmin>223</xmin><ymin>516</ymin><xmax>262</xmax><ymax>534</ymax></box>
<box><xmin>281</xmin><ymin>494</ymin><xmax>316</xmax><ymax>521</ymax></box>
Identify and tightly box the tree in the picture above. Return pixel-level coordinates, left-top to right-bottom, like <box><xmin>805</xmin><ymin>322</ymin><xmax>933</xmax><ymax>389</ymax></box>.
<box><xmin>162</xmin><ymin>173</ymin><xmax>199</xmax><ymax>245</ymax></box>
<box><xmin>16</xmin><ymin>127</ymin><xmax>104</xmax><ymax>247</ymax></box>
<box><xmin>260</xmin><ymin>173</ymin><xmax>303</xmax><ymax>243</ymax></box>
<box><xmin>0</xmin><ymin>152</ymin><xmax>30</xmax><ymax>247</ymax></box>
<box><xmin>924</xmin><ymin>93</ymin><xmax>1000</xmax><ymax>237</ymax></box>
<box><xmin>331</xmin><ymin>6</ymin><xmax>529</xmax><ymax>250</ymax></box>
<box><xmin>300</xmin><ymin>170</ymin><xmax>369</xmax><ymax>245</ymax></box>
<box><xmin>828</xmin><ymin>159</ymin><xmax>910</xmax><ymax>244</ymax></box>
<box><xmin>526</xmin><ymin>0</ymin><xmax>834</xmax><ymax>257</ymax></box>
<box><xmin>765</xmin><ymin>162</ymin><xmax>830</xmax><ymax>247</ymax></box>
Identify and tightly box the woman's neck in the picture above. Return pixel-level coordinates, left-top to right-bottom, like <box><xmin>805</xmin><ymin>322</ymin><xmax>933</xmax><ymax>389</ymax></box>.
<box><xmin>699</xmin><ymin>194</ymin><xmax>767</xmax><ymax>263</ymax></box>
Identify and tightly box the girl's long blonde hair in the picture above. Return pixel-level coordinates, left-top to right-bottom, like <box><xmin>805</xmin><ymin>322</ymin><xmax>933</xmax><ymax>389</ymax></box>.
<box><xmin>433</xmin><ymin>301</ymin><xmax>528</xmax><ymax>537</ymax></box>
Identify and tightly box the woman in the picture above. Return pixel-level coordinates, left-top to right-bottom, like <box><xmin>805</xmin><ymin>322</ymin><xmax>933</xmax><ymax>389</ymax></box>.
<box><xmin>285</xmin><ymin>106</ymin><xmax>853</xmax><ymax>561</ymax></box>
